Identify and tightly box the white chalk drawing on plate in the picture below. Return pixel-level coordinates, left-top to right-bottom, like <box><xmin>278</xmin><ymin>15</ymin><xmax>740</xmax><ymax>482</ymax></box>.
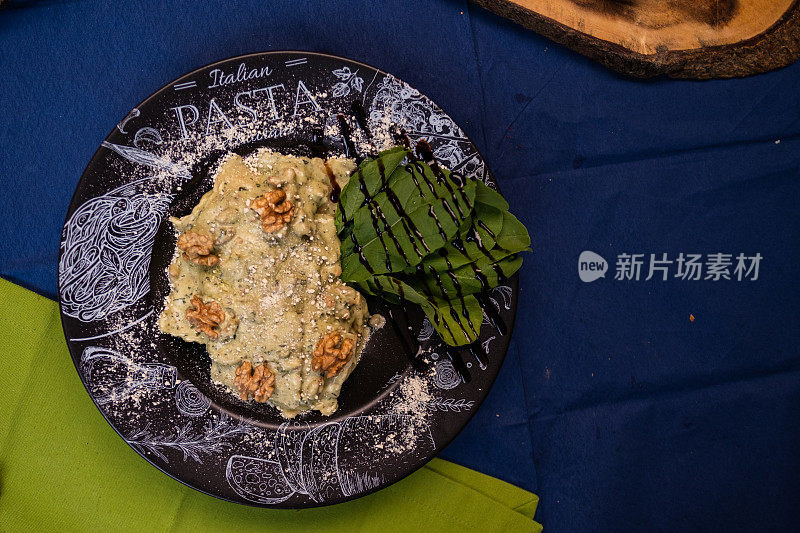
<box><xmin>133</xmin><ymin>127</ymin><xmax>164</xmax><ymax>150</ymax></box>
<box><xmin>116</xmin><ymin>108</ymin><xmax>140</xmax><ymax>134</ymax></box>
<box><xmin>381</xmin><ymin>372</ymin><xmax>404</xmax><ymax>391</ymax></box>
<box><xmin>127</xmin><ymin>414</ymin><xmax>249</xmax><ymax>464</ymax></box>
<box><xmin>59</xmin><ymin>179</ymin><xmax>173</xmax><ymax>321</ymax></box>
<box><xmin>175</xmin><ymin>380</ymin><xmax>211</xmax><ymax>417</ymax></box>
<box><xmin>491</xmin><ymin>285</ymin><xmax>513</xmax><ymax>310</ymax></box>
<box><xmin>331</xmin><ymin>66</ymin><xmax>364</xmax><ymax>97</ymax></box>
<box><xmin>481</xmin><ymin>335</ymin><xmax>497</xmax><ymax>354</ymax></box>
<box><xmin>368</xmin><ymin>75</ymin><xmax>486</xmax><ymax>182</ymax></box>
<box><xmin>431</xmin><ymin>358</ymin><xmax>461</xmax><ymax>390</ymax></box>
<box><xmin>69</xmin><ymin>309</ymin><xmax>153</xmax><ymax>342</ymax></box>
<box><xmin>101</xmin><ymin>141</ymin><xmax>191</xmax><ymax>178</ymax></box>
<box><xmin>80</xmin><ymin>346</ymin><xmax>176</xmax><ymax>405</ymax></box>
<box><xmin>423</xmin><ymin>397</ymin><xmax>475</xmax><ymax>412</ymax></box>
<box><xmin>417</xmin><ymin>316</ymin><xmax>434</xmax><ymax>342</ymax></box>
<box><xmin>227</xmin><ymin>415</ymin><xmax>435</xmax><ymax>504</ymax></box>
<box><xmin>482</xmin><ymin>285</ymin><xmax>513</xmax><ymax>330</ymax></box>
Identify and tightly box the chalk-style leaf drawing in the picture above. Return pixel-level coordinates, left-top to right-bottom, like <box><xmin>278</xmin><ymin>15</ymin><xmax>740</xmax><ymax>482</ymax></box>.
<box><xmin>127</xmin><ymin>414</ymin><xmax>249</xmax><ymax>464</ymax></box>
<box><xmin>332</xmin><ymin>82</ymin><xmax>350</xmax><ymax>98</ymax></box>
<box><xmin>332</xmin><ymin>67</ymin><xmax>352</xmax><ymax>80</ymax></box>
<box><xmin>330</xmin><ymin>66</ymin><xmax>363</xmax><ymax>98</ymax></box>
<box><xmin>424</xmin><ymin>398</ymin><xmax>475</xmax><ymax>412</ymax></box>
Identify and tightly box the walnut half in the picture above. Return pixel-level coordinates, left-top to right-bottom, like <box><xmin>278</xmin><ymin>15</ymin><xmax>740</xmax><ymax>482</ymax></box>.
<box><xmin>251</xmin><ymin>189</ymin><xmax>294</xmax><ymax>233</ymax></box>
<box><xmin>312</xmin><ymin>331</ymin><xmax>355</xmax><ymax>378</ymax></box>
<box><xmin>185</xmin><ymin>296</ymin><xmax>225</xmax><ymax>339</ymax></box>
<box><xmin>234</xmin><ymin>361</ymin><xmax>275</xmax><ymax>402</ymax></box>
<box><xmin>177</xmin><ymin>231</ymin><xmax>219</xmax><ymax>267</ymax></box>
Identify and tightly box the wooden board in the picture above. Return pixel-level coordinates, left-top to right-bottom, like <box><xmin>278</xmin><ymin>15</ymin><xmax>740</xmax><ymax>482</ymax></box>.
<box><xmin>470</xmin><ymin>0</ymin><xmax>800</xmax><ymax>78</ymax></box>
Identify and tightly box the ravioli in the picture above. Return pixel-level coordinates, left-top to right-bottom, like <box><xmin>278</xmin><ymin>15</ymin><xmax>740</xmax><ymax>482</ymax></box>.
<box><xmin>158</xmin><ymin>149</ymin><xmax>370</xmax><ymax>417</ymax></box>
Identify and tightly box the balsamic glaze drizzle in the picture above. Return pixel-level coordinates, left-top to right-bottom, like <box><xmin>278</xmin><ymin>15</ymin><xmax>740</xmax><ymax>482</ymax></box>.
<box><xmin>337</xmin><ymin>121</ymin><xmax>511</xmax><ymax>367</ymax></box>
<box><xmin>323</xmin><ymin>161</ymin><xmax>341</xmax><ymax>204</ymax></box>
<box><xmin>354</xmin><ymin>167</ymin><xmax>409</xmax><ymax>270</ymax></box>
<box><xmin>416</xmin><ymin>139</ymin><xmax>473</xmax><ymax>218</ymax></box>
<box><xmin>438</xmin><ymin>248</ymin><xmax>478</xmax><ymax>336</ymax></box>
<box><xmin>467</xmin><ymin>341</ymin><xmax>488</xmax><ymax>370</ymax></box>
<box><xmin>337</xmin><ymin>113</ymin><xmax>358</xmax><ymax>159</ymax></box>
<box><xmin>443</xmin><ymin>346</ymin><xmax>472</xmax><ymax>383</ymax></box>
<box><xmin>350</xmin><ymin>101</ymin><xmax>372</xmax><ymax>138</ymax></box>
<box><xmin>383</xmin><ymin>305</ymin><xmax>425</xmax><ymax>372</ymax></box>
<box><xmin>376</xmin><ymin>158</ymin><xmax>430</xmax><ymax>257</ymax></box>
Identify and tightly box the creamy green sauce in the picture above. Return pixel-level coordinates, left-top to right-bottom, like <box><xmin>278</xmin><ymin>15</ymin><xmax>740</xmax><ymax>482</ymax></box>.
<box><xmin>158</xmin><ymin>150</ymin><xmax>369</xmax><ymax>417</ymax></box>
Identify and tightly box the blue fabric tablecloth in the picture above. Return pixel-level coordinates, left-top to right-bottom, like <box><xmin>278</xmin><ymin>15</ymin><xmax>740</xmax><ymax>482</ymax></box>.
<box><xmin>1</xmin><ymin>1</ymin><xmax>799</xmax><ymax>530</ymax></box>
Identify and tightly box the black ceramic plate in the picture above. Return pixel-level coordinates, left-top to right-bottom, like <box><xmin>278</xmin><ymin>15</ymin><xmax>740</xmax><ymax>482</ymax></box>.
<box><xmin>58</xmin><ymin>51</ymin><xmax>519</xmax><ymax>507</ymax></box>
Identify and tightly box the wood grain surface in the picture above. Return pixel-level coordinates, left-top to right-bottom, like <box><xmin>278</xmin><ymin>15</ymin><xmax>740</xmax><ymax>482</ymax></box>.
<box><xmin>471</xmin><ymin>0</ymin><xmax>800</xmax><ymax>78</ymax></box>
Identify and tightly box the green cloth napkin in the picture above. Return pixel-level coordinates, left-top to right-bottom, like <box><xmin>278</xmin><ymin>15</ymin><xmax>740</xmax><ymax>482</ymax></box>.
<box><xmin>0</xmin><ymin>279</ymin><xmax>541</xmax><ymax>532</ymax></box>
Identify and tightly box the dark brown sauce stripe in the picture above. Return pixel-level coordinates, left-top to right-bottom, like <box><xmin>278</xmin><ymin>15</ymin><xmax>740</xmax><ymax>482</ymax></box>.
<box><xmin>309</xmin><ymin>127</ymin><xmax>327</xmax><ymax>158</ymax></box>
<box><xmin>410</xmin><ymin>161</ymin><xmax>460</xmax><ymax>225</ymax></box>
<box><xmin>406</xmin><ymin>163</ymin><xmax>427</xmax><ymax>199</ymax></box>
<box><xmin>477</xmin><ymin>220</ymin><xmax>496</xmax><ymax>241</ymax></box>
<box><xmin>409</xmin><ymin>162</ymin><xmax>462</xmax><ymax>235</ymax></box>
<box><xmin>465</xmin><ymin>225</ymin><xmax>497</xmax><ymax>262</ymax></box>
<box><xmin>323</xmin><ymin>161</ymin><xmax>342</xmax><ymax>204</ymax></box>
<box><xmin>355</xmin><ymin>166</ymin><xmax>410</xmax><ymax>268</ymax></box>
<box><xmin>350</xmin><ymin>101</ymin><xmax>372</xmax><ymax>139</ymax></box>
<box><xmin>349</xmin><ymin>231</ymin><xmax>374</xmax><ymax>274</ymax></box>
<box><xmin>467</xmin><ymin>341</ymin><xmax>488</xmax><ymax>370</ymax></box>
<box><xmin>427</xmin><ymin>265</ymin><xmax>472</xmax><ymax>340</ymax></box>
<box><xmin>477</xmin><ymin>292</ymin><xmax>507</xmax><ymax>336</ymax></box>
<box><xmin>376</xmin><ymin>158</ymin><xmax>430</xmax><ymax>256</ymax></box>
<box><xmin>416</xmin><ymin>139</ymin><xmax>473</xmax><ymax>218</ymax></box>
<box><xmin>337</xmin><ymin>114</ymin><xmax>358</xmax><ymax>160</ymax></box>
<box><xmin>443</xmin><ymin>346</ymin><xmax>471</xmax><ymax>383</ymax></box>
<box><xmin>428</xmin><ymin>205</ymin><xmax>449</xmax><ymax>241</ymax></box>
<box><xmin>382</xmin><ymin>304</ymin><xmax>424</xmax><ymax>371</ymax></box>
<box><xmin>470</xmin><ymin>262</ymin><xmax>489</xmax><ymax>291</ymax></box>
<box><xmin>493</xmin><ymin>263</ymin><xmax>508</xmax><ymax>284</ymax></box>
<box><xmin>439</xmin><ymin>249</ymin><xmax>478</xmax><ymax>336</ymax></box>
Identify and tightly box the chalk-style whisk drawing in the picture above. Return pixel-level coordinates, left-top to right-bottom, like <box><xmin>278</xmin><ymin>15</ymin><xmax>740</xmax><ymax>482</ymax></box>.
<box><xmin>101</xmin><ymin>141</ymin><xmax>191</xmax><ymax>178</ymax></box>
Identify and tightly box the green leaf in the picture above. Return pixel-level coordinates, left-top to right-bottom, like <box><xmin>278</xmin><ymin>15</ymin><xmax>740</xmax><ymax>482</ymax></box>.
<box><xmin>458</xmin><ymin>204</ymin><xmax>502</xmax><ymax>248</ymax></box>
<box><xmin>335</xmin><ymin>146</ymin><xmax>408</xmax><ymax>233</ymax></box>
<box><xmin>335</xmin><ymin>147</ymin><xmax>532</xmax><ymax>347</ymax></box>
<box><xmin>474</xmin><ymin>179</ymin><xmax>509</xmax><ymax>210</ymax></box>
<box><xmin>361</xmin><ymin>273</ymin><xmax>483</xmax><ymax>346</ymax></box>
<box><xmin>402</xmin><ymin>253</ymin><xmax>523</xmax><ymax>299</ymax></box>
<box><xmin>340</xmin><ymin>164</ymin><xmax>476</xmax><ymax>282</ymax></box>
<box><xmin>421</xmin><ymin>293</ymin><xmax>483</xmax><ymax>347</ymax></box>
<box><xmin>404</xmin><ymin>242</ymin><xmax>509</xmax><ymax>275</ymax></box>
<box><xmin>495</xmin><ymin>210</ymin><xmax>531</xmax><ymax>252</ymax></box>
